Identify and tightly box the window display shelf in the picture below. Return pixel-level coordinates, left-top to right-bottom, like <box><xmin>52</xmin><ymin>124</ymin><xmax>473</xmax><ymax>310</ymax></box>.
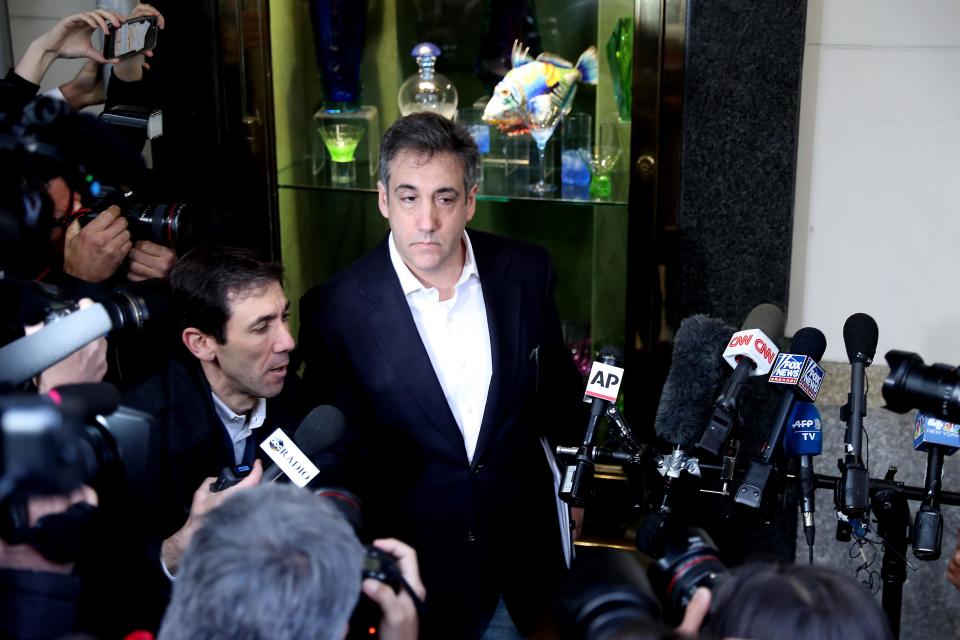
<box><xmin>277</xmin><ymin>158</ymin><xmax>629</xmax><ymax>207</ymax></box>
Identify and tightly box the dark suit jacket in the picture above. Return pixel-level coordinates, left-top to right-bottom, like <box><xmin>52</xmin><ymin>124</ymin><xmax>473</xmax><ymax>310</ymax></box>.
<box><xmin>121</xmin><ymin>353</ymin><xmax>309</xmax><ymax>538</ymax></box>
<box><xmin>299</xmin><ymin>230</ymin><xmax>584</xmax><ymax>638</ymax></box>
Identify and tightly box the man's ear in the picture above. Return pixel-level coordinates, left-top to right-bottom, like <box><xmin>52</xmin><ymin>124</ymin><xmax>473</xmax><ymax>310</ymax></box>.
<box><xmin>182</xmin><ymin>327</ymin><xmax>217</xmax><ymax>362</ymax></box>
<box><xmin>377</xmin><ymin>181</ymin><xmax>389</xmax><ymax>220</ymax></box>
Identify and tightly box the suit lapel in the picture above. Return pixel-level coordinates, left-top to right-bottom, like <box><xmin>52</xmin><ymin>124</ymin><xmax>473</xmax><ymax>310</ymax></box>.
<box><xmin>361</xmin><ymin>240</ymin><xmax>468</xmax><ymax>458</ymax></box>
<box><xmin>472</xmin><ymin>234</ymin><xmax>523</xmax><ymax>465</ymax></box>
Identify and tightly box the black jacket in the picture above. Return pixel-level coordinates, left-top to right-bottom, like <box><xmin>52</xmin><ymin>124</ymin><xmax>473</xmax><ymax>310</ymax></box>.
<box><xmin>300</xmin><ymin>230</ymin><xmax>584</xmax><ymax>638</ymax></box>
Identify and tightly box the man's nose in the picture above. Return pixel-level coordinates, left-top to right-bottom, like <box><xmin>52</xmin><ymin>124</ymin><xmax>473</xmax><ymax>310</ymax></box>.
<box><xmin>415</xmin><ymin>204</ymin><xmax>440</xmax><ymax>233</ymax></box>
<box><xmin>275</xmin><ymin>323</ymin><xmax>295</xmax><ymax>352</ymax></box>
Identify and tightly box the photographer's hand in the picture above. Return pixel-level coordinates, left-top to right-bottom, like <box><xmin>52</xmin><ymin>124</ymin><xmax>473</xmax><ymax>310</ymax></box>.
<box><xmin>128</xmin><ymin>241</ymin><xmax>177</xmax><ymax>281</ymax></box>
<box><xmin>64</xmin><ymin>205</ymin><xmax>132</xmax><ymax>283</ymax></box>
<box><xmin>26</xmin><ymin>298</ymin><xmax>108</xmax><ymax>394</ymax></box>
<box><xmin>676</xmin><ymin>587</ymin><xmax>711</xmax><ymax>637</ymax></box>
<box><xmin>363</xmin><ymin>538</ymin><xmax>426</xmax><ymax>640</ymax></box>
<box><xmin>161</xmin><ymin>460</ymin><xmax>263</xmax><ymax>577</ymax></box>
<box><xmin>114</xmin><ymin>4</ymin><xmax>166</xmax><ymax>83</ymax></box>
<box><xmin>15</xmin><ymin>10</ymin><xmax>122</xmax><ymax>85</ymax></box>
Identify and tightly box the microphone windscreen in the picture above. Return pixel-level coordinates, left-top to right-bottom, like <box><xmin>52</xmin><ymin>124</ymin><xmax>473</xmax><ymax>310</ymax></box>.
<box><xmin>788</xmin><ymin>327</ymin><xmax>827</xmax><ymax>361</ymax></box>
<box><xmin>843</xmin><ymin>313</ymin><xmax>879</xmax><ymax>364</ymax></box>
<box><xmin>295</xmin><ymin>405</ymin><xmax>347</xmax><ymax>455</ymax></box>
<box><xmin>597</xmin><ymin>345</ymin><xmax>624</xmax><ymax>366</ymax></box>
<box><xmin>741</xmin><ymin>303</ymin><xmax>786</xmax><ymax>342</ymax></box>
<box><xmin>49</xmin><ymin>383</ymin><xmax>120</xmax><ymax>418</ymax></box>
<box><xmin>655</xmin><ymin>314</ymin><xmax>734</xmax><ymax>446</ymax></box>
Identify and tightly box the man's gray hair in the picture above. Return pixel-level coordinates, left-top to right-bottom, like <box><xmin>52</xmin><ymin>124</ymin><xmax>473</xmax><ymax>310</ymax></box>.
<box><xmin>158</xmin><ymin>484</ymin><xmax>364</xmax><ymax>640</ymax></box>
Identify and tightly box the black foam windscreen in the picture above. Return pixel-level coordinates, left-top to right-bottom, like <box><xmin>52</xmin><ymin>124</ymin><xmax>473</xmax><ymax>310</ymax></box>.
<box><xmin>655</xmin><ymin>314</ymin><xmax>735</xmax><ymax>447</ymax></box>
<box><xmin>295</xmin><ymin>405</ymin><xmax>347</xmax><ymax>454</ymax></box>
<box><xmin>48</xmin><ymin>383</ymin><xmax>120</xmax><ymax>419</ymax></box>
<box><xmin>788</xmin><ymin>327</ymin><xmax>827</xmax><ymax>361</ymax></box>
<box><xmin>741</xmin><ymin>303</ymin><xmax>786</xmax><ymax>342</ymax></box>
<box><xmin>843</xmin><ymin>313</ymin><xmax>879</xmax><ymax>365</ymax></box>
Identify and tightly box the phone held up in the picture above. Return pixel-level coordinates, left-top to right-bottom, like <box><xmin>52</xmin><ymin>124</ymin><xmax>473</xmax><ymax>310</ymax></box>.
<box><xmin>103</xmin><ymin>15</ymin><xmax>159</xmax><ymax>59</ymax></box>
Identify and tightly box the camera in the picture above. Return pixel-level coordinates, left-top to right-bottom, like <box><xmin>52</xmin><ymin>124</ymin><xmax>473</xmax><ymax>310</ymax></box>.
<box><xmin>648</xmin><ymin>527</ymin><xmax>726</xmax><ymax>623</ymax></box>
<box><xmin>0</xmin><ymin>279</ymin><xmax>171</xmax><ymax>390</ymax></box>
<box><xmin>1</xmin><ymin>386</ymin><xmax>159</xmax><ymax>532</ymax></box>
<box><xmin>72</xmin><ymin>189</ymin><xmax>193</xmax><ymax>251</ymax></box>
<box><xmin>882</xmin><ymin>350</ymin><xmax>960</xmax><ymax>422</ymax></box>
<box><xmin>555</xmin><ymin>527</ymin><xmax>728</xmax><ymax>639</ymax></box>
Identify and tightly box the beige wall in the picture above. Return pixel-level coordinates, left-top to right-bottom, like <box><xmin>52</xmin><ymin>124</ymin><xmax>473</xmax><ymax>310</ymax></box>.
<box><xmin>789</xmin><ymin>0</ymin><xmax>960</xmax><ymax>363</ymax></box>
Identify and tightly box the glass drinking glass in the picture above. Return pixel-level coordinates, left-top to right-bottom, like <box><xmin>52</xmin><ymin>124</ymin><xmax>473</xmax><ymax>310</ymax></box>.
<box><xmin>524</xmin><ymin>106</ymin><xmax>563</xmax><ymax>195</ymax></box>
<box><xmin>318</xmin><ymin>123</ymin><xmax>365</xmax><ymax>185</ymax></box>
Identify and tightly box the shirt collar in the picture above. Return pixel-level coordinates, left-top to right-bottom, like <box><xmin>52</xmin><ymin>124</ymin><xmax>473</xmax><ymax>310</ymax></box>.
<box><xmin>388</xmin><ymin>229</ymin><xmax>480</xmax><ymax>296</ymax></box>
<box><xmin>211</xmin><ymin>392</ymin><xmax>267</xmax><ymax>441</ymax></box>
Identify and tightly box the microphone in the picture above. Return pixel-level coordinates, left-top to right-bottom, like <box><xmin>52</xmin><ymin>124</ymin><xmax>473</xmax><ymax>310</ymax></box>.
<box><xmin>734</xmin><ymin>326</ymin><xmax>826</xmax><ymax>509</ymax></box>
<box><xmin>698</xmin><ymin>303</ymin><xmax>785</xmax><ymax>456</ymax></box>
<box><xmin>261</xmin><ymin>405</ymin><xmax>347</xmax><ymax>483</ymax></box>
<box><xmin>634</xmin><ymin>314</ymin><xmax>731</xmax><ymax>555</ymax></box>
<box><xmin>559</xmin><ymin>347</ymin><xmax>624</xmax><ymax>507</ymax></box>
<box><xmin>835</xmin><ymin>313</ymin><xmax>878</xmax><ymax>520</ymax></box>
<box><xmin>910</xmin><ymin>413</ymin><xmax>958</xmax><ymax>560</ymax></box>
<box><xmin>48</xmin><ymin>383</ymin><xmax>121</xmax><ymax>419</ymax></box>
<box><xmin>783</xmin><ymin>401</ymin><xmax>823</xmax><ymax>558</ymax></box>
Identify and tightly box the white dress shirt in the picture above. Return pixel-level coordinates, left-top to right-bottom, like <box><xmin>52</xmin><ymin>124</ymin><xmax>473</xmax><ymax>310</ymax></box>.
<box><xmin>388</xmin><ymin>230</ymin><xmax>493</xmax><ymax>464</ymax></box>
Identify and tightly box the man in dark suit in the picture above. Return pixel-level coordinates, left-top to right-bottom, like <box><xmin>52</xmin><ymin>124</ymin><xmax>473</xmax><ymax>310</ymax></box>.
<box><xmin>299</xmin><ymin>112</ymin><xmax>584</xmax><ymax>639</ymax></box>
<box><xmin>116</xmin><ymin>245</ymin><xmax>311</xmax><ymax>633</ymax></box>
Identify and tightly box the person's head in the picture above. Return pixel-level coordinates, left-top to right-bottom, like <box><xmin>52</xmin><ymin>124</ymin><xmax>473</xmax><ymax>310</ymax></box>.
<box><xmin>171</xmin><ymin>245</ymin><xmax>293</xmax><ymax>410</ymax></box>
<box><xmin>158</xmin><ymin>484</ymin><xmax>365</xmax><ymax>640</ymax></box>
<box><xmin>377</xmin><ymin>112</ymin><xmax>479</xmax><ymax>285</ymax></box>
<box><xmin>703</xmin><ymin>563</ymin><xmax>893</xmax><ymax>640</ymax></box>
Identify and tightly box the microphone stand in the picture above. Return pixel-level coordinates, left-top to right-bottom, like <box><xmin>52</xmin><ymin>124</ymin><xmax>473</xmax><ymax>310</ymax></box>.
<box><xmin>811</xmin><ymin>469</ymin><xmax>960</xmax><ymax>640</ymax></box>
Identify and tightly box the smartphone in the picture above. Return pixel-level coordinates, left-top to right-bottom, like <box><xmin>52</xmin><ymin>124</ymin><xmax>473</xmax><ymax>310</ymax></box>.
<box><xmin>103</xmin><ymin>15</ymin><xmax>159</xmax><ymax>59</ymax></box>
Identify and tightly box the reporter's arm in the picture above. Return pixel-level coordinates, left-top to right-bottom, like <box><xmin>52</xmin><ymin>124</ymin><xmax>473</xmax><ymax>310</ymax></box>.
<box><xmin>160</xmin><ymin>461</ymin><xmax>262</xmax><ymax>577</ymax></box>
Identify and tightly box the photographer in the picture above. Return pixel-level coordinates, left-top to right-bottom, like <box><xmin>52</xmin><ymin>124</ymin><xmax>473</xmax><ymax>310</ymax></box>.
<box><xmin>948</xmin><ymin>531</ymin><xmax>960</xmax><ymax>591</ymax></box>
<box><xmin>157</xmin><ymin>484</ymin><xmax>425</xmax><ymax>640</ymax></box>
<box><xmin>5</xmin><ymin>7</ymin><xmax>177</xmax><ymax>293</ymax></box>
<box><xmin>0</xmin><ymin>486</ymin><xmax>99</xmax><ymax>640</ymax></box>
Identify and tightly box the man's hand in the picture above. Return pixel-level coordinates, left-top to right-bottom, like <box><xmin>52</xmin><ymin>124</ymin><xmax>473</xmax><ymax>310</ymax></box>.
<box><xmin>113</xmin><ymin>4</ymin><xmax>166</xmax><ymax>82</ymax></box>
<box><xmin>571</xmin><ymin>506</ymin><xmax>585</xmax><ymax>541</ymax></box>
<box><xmin>63</xmin><ymin>205</ymin><xmax>132</xmax><ymax>283</ymax></box>
<box><xmin>947</xmin><ymin>529</ymin><xmax>960</xmax><ymax>590</ymax></box>
<box><xmin>128</xmin><ymin>241</ymin><xmax>177</xmax><ymax>281</ymax></box>
<box><xmin>362</xmin><ymin>538</ymin><xmax>426</xmax><ymax>640</ymax></box>
<box><xmin>161</xmin><ymin>460</ymin><xmax>263</xmax><ymax>576</ymax></box>
<box><xmin>26</xmin><ymin>298</ymin><xmax>107</xmax><ymax>394</ymax></box>
<box><xmin>0</xmin><ymin>486</ymin><xmax>98</xmax><ymax>574</ymax></box>
<box><xmin>16</xmin><ymin>11</ymin><xmax>122</xmax><ymax>85</ymax></box>
<box><xmin>59</xmin><ymin>59</ymin><xmax>105</xmax><ymax>110</ymax></box>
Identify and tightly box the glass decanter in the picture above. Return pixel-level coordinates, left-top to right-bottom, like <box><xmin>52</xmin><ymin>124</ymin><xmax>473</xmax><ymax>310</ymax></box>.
<box><xmin>397</xmin><ymin>42</ymin><xmax>458</xmax><ymax>120</ymax></box>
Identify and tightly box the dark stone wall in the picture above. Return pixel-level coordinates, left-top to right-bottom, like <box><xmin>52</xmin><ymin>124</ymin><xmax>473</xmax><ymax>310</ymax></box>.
<box><xmin>676</xmin><ymin>0</ymin><xmax>807</xmax><ymax>326</ymax></box>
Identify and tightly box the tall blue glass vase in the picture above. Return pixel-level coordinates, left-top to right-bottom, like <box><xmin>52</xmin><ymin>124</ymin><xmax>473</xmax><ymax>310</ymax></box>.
<box><xmin>309</xmin><ymin>0</ymin><xmax>368</xmax><ymax>111</ymax></box>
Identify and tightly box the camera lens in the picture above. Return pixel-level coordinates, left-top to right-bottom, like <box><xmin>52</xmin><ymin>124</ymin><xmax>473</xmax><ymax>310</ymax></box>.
<box><xmin>648</xmin><ymin>528</ymin><xmax>725</xmax><ymax>621</ymax></box>
<box><xmin>128</xmin><ymin>203</ymin><xmax>193</xmax><ymax>249</ymax></box>
<box><xmin>883</xmin><ymin>350</ymin><xmax>960</xmax><ymax>422</ymax></box>
<box><xmin>96</xmin><ymin>278</ymin><xmax>170</xmax><ymax>336</ymax></box>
